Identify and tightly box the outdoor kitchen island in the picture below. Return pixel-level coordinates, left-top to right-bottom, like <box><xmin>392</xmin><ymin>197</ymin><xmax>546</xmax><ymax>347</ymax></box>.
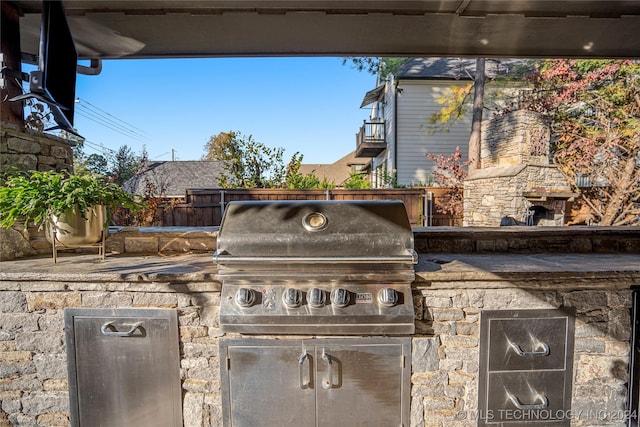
<box><xmin>0</xmin><ymin>228</ymin><xmax>639</xmax><ymax>427</ymax></box>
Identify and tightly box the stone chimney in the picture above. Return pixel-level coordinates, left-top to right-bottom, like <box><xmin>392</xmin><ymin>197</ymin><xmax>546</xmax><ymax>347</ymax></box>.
<box><xmin>463</xmin><ymin>110</ymin><xmax>577</xmax><ymax>226</ymax></box>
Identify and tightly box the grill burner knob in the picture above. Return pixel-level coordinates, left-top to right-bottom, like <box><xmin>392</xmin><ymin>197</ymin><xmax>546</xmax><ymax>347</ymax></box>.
<box><xmin>308</xmin><ymin>288</ymin><xmax>326</xmax><ymax>308</ymax></box>
<box><xmin>378</xmin><ymin>288</ymin><xmax>399</xmax><ymax>307</ymax></box>
<box><xmin>330</xmin><ymin>288</ymin><xmax>350</xmax><ymax>308</ymax></box>
<box><xmin>283</xmin><ymin>288</ymin><xmax>303</xmax><ymax>308</ymax></box>
<box><xmin>235</xmin><ymin>288</ymin><xmax>256</xmax><ymax>307</ymax></box>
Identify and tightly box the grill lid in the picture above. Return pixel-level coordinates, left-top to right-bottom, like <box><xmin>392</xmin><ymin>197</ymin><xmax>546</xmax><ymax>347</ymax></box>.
<box><xmin>214</xmin><ymin>200</ymin><xmax>416</xmax><ymax>264</ymax></box>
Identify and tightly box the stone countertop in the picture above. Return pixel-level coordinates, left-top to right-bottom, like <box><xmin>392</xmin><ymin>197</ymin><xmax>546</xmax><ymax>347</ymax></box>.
<box><xmin>1</xmin><ymin>252</ymin><xmax>639</xmax><ymax>288</ymax></box>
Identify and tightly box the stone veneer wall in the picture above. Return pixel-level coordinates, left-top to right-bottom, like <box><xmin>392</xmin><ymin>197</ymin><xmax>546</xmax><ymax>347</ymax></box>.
<box><xmin>0</xmin><ymin>126</ymin><xmax>75</xmax><ymax>261</ymax></box>
<box><xmin>0</xmin><ymin>125</ymin><xmax>73</xmax><ymax>174</ymax></box>
<box><xmin>463</xmin><ymin>110</ymin><xmax>573</xmax><ymax>226</ymax></box>
<box><xmin>411</xmin><ymin>284</ymin><xmax>632</xmax><ymax>427</ymax></box>
<box><xmin>0</xmin><ymin>264</ymin><xmax>636</xmax><ymax>426</ymax></box>
<box><xmin>479</xmin><ymin>110</ymin><xmax>551</xmax><ymax>169</ymax></box>
<box><xmin>463</xmin><ymin>164</ymin><xmax>573</xmax><ymax>226</ymax></box>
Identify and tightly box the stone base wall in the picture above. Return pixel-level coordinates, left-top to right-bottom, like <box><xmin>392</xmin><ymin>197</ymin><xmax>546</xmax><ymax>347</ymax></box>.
<box><xmin>411</xmin><ymin>286</ymin><xmax>632</xmax><ymax>427</ymax></box>
<box><xmin>0</xmin><ymin>279</ymin><xmax>633</xmax><ymax>426</ymax></box>
<box><xmin>0</xmin><ymin>125</ymin><xmax>73</xmax><ymax>174</ymax></box>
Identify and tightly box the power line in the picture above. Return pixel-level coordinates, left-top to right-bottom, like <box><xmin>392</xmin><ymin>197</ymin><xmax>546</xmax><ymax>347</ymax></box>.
<box><xmin>76</xmin><ymin>97</ymin><xmax>151</xmax><ymax>138</ymax></box>
<box><xmin>75</xmin><ymin>105</ymin><xmax>147</xmax><ymax>143</ymax></box>
<box><xmin>74</xmin><ymin>98</ymin><xmax>149</xmax><ymax>144</ymax></box>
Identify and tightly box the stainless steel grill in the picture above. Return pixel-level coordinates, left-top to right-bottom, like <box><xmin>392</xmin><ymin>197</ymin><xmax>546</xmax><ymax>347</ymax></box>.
<box><xmin>214</xmin><ymin>200</ymin><xmax>417</xmax><ymax>335</ymax></box>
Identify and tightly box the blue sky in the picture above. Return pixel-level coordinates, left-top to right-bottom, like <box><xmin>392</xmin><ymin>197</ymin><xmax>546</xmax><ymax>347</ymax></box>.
<box><xmin>71</xmin><ymin>57</ymin><xmax>377</xmax><ymax>164</ymax></box>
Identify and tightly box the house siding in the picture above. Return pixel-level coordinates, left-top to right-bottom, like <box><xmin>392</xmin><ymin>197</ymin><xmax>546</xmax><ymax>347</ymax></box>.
<box><xmin>395</xmin><ymin>80</ymin><xmax>471</xmax><ymax>186</ymax></box>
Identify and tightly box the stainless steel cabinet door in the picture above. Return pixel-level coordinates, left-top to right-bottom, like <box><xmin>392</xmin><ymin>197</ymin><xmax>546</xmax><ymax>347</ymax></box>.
<box><xmin>221</xmin><ymin>338</ymin><xmax>411</xmax><ymax>427</ymax></box>
<box><xmin>65</xmin><ymin>309</ymin><xmax>182</xmax><ymax>427</ymax></box>
<box><xmin>315</xmin><ymin>342</ymin><xmax>409</xmax><ymax>427</ymax></box>
<box><xmin>224</xmin><ymin>344</ymin><xmax>316</xmax><ymax>426</ymax></box>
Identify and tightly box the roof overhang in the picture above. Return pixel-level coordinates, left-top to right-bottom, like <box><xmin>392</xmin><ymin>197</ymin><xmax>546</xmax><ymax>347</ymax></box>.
<box><xmin>8</xmin><ymin>1</ymin><xmax>640</xmax><ymax>60</ymax></box>
<box><xmin>360</xmin><ymin>85</ymin><xmax>385</xmax><ymax>108</ymax></box>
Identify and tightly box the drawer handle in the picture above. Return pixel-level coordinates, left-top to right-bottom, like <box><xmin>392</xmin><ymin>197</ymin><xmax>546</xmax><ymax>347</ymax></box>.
<box><xmin>510</xmin><ymin>342</ymin><xmax>550</xmax><ymax>357</ymax></box>
<box><xmin>100</xmin><ymin>321</ymin><xmax>142</xmax><ymax>337</ymax></box>
<box><xmin>507</xmin><ymin>391</ymin><xmax>549</xmax><ymax>410</ymax></box>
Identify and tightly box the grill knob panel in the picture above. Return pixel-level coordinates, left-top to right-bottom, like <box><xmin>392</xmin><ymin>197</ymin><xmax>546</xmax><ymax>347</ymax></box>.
<box><xmin>330</xmin><ymin>288</ymin><xmax>350</xmax><ymax>308</ymax></box>
<box><xmin>235</xmin><ymin>287</ymin><xmax>256</xmax><ymax>307</ymax></box>
<box><xmin>308</xmin><ymin>288</ymin><xmax>326</xmax><ymax>308</ymax></box>
<box><xmin>283</xmin><ymin>288</ymin><xmax>303</xmax><ymax>308</ymax></box>
<box><xmin>378</xmin><ymin>288</ymin><xmax>399</xmax><ymax>307</ymax></box>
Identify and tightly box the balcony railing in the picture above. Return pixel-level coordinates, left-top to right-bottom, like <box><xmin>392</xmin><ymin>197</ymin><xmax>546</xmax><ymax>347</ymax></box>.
<box><xmin>355</xmin><ymin>120</ymin><xmax>386</xmax><ymax>158</ymax></box>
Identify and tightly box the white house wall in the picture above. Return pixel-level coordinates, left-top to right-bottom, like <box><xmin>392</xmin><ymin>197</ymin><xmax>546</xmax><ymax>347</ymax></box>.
<box><xmin>395</xmin><ymin>80</ymin><xmax>472</xmax><ymax>186</ymax></box>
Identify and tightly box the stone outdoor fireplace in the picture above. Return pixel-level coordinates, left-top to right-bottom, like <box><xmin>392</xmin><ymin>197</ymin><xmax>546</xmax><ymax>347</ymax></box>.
<box><xmin>463</xmin><ymin>110</ymin><xmax>577</xmax><ymax>226</ymax></box>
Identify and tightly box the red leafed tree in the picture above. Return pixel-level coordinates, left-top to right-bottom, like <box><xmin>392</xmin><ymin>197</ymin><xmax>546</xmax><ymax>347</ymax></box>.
<box><xmin>426</xmin><ymin>146</ymin><xmax>468</xmax><ymax>216</ymax></box>
<box><xmin>515</xmin><ymin>60</ymin><xmax>640</xmax><ymax>226</ymax></box>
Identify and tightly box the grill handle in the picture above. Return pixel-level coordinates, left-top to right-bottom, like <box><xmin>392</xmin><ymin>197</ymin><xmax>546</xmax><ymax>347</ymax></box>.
<box><xmin>298</xmin><ymin>351</ymin><xmax>311</xmax><ymax>389</ymax></box>
<box><xmin>506</xmin><ymin>391</ymin><xmax>549</xmax><ymax>410</ymax></box>
<box><xmin>100</xmin><ymin>321</ymin><xmax>142</xmax><ymax>337</ymax></box>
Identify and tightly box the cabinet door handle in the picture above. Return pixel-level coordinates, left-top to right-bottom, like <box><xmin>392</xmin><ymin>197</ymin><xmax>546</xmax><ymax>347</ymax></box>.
<box><xmin>510</xmin><ymin>342</ymin><xmax>550</xmax><ymax>357</ymax></box>
<box><xmin>100</xmin><ymin>321</ymin><xmax>142</xmax><ymax>337</ymax></box>
<box><xmin>298</xmin><ymin>351</ymin><xmax>311</xmax><ymax>389</ymax></box>
<box><xmin>321</xmin><ymin>349</ymin><xmax>333</xmax><ymax>389</ymax></box>
<box><xmin>507</xmin><ymin>391</ymin><xmax>549</xmax><ymax>410</ymax></box>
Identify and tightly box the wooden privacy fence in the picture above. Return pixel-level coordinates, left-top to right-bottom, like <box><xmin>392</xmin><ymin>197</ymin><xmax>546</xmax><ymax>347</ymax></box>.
<box><xmin>155</xmin><ymin>188</ymin><xmax>460</xmax><ymax>227</ymax></box>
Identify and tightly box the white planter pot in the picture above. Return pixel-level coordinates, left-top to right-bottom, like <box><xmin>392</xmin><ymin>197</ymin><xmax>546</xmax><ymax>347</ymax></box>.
<box><xmin>46</xmin><ymin>205</ymin><xmax>106</xmax><ymax>246</ymax></box>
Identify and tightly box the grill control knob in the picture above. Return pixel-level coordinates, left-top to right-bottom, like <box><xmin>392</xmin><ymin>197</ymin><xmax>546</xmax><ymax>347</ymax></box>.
<box><xmin>378</xmin><ymin>288</ymin><xmax>399</xmax><ymax>307</ymax></box>
<box><xmin>330</xmin><ymin>288</ymin><xmax>350</xmax><ymax>308</ymax></box>
<box><xmin>308</xmin><ymin>288</ymin><xmax>326</xmax><ymax>308</ymax></box>
<box><xmin>235</xmin><ymin>288</ymin><xmax>256</xmax><ymax>307</ymax></box>
<box><xmin>283</xmin><ymin>288</ymin><xmax>303</xmax><ymax>308</ymax></box>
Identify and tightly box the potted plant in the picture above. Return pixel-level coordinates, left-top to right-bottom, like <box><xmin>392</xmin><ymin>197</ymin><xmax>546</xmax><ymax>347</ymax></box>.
<box><xmin>0</xmin><ymin>170</ymin><xmax>140</xmax><ymax>246</ymax></box>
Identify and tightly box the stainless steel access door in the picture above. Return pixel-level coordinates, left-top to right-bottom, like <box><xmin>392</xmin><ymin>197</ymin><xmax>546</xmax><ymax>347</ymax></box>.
<box><xmin>65</xmin><ymin>309</ymin><xmax>182</xmax><ymax>427</ymax></box>
<box><xmin>221</xmin><ymin>337</ymin><xmax>411</xmax><ymax>427</ymax></box>
<box><xmin>225</xmin><ymin>344</ymin><xmax>316</xmax><ymax>426</ymax></box>
<box><xmin>316</xmin><ymin>342</ymin><xmax>408</xmax><ymax>426</ymax></box>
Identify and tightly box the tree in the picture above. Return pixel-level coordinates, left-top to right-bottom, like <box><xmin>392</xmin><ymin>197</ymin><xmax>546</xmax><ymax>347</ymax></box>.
<box><xmin>283</xmin><ymin>152</ymin><xmax>335</xmax><ymax>189</ymax></box>
<box><xmin>514</xmin><ymin>59</ymin><xmax>640</xmax><ymax>226</ymax></box>
<box><xmin>341</xmin><ymin>57</ymin><xmax>408</xmax><ymax>81</ymax></box>
<box><xmin>426</xmin><ymin>146</ymin><xmax>468</xmax><ymax>216</ymax></box>
<box><xmin>427</xmin><ymin>59</ymin><xmax>538</xmax><ymax>164</ymax></box>
<box><xmin>109</xmin><ymin>145</ymin><xmax>147</xmax><ymax>186</ymax></box>
<box><xmin>203</xmin><ymin>131</ymin><xmax>288</xmax><ymax>188</ymax></box>
<box><xmin>343</xmin><ymin>171</ymin><xmax>371</xmax><ymax>189</ymax></box>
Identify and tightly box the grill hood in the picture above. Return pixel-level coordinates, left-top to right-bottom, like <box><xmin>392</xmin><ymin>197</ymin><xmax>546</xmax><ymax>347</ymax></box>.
<box><xmin>214</xmin><ymin>200</ymin><xmax>417</xmax><ymax>281</ymax></box>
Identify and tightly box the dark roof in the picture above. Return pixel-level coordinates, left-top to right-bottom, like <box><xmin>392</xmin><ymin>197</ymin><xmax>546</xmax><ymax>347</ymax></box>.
<box><xmin>395</xmin><ymin>57</ymin><xmax>533</xmax><ymax>80</ymax></box>
<box><xmin>124</xmin><ymin>161</ymin><xmax>226</xmax><ymax>197</ymax></box>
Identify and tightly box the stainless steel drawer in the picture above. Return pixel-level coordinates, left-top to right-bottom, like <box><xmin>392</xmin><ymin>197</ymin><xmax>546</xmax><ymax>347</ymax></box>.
<box><xmin>488</xmin><ymin>317</ymin><xmax>569</xmax><ymax>371</ymax></box>
<box><xmin>65</xmin><ymin>308</ymin><xmax>182</xmax><ymax>427</ymax></box>
<box><xmin>478</xmin><ymin>309</ymin><xmax>575</xmax><ymax>427</ymax></box>
<box><xmin>487</xmin><ymin>371</ymin><xmax>568</xmax><ymax>423</ymax></box>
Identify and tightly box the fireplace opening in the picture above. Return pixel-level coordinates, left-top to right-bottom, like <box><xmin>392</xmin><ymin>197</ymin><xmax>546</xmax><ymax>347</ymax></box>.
<box><xmin>527</xmin><ymin>205</ymin><xmax>554</xmax><ymax>226</ymax></box>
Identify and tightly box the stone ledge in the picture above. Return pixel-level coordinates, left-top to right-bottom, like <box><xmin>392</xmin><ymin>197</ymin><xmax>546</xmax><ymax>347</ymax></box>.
<box><xmin>414</xmin><ymin>226</ymin><xmax>640</xmax><ymax>253</ymax></box>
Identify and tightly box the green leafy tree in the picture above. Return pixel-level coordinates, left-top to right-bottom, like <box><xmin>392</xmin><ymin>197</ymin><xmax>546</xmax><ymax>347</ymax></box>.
<box><xmin>203</xmin><ymin>131</ymin><xmax>289</xmax><ymax>188</ymax></box>
<box><xmin>512</xmin><ymin>59</ymin><xmax>640</xmax><ymax>226</ymax></box>
<box><xmin>109</xmin><ymin>145</ymin><xmax>147</xmax><ymax>186</ymax></box>
<box><xmin>343</xmin><ymin>171</ymin><xmax>371</xmax><ymax>189</ymax></box>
